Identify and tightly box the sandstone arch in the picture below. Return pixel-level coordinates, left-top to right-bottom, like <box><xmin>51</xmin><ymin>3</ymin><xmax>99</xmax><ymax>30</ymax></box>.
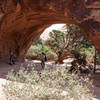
<box><xmin>0</xmin><ymin>0</ymin><xmax>99</xmax><ymax>60</ymax></box>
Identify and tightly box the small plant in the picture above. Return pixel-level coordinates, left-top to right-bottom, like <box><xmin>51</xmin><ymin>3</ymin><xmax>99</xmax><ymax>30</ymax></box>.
<box><xmin>3</xmin><ymin>65</ymin><xmax>94</xmax><ymax>100</ymax></box>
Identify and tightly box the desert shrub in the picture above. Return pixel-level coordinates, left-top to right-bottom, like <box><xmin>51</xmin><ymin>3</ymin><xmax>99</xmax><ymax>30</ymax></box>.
<box><xmin>33</xmin><ymin>37</ymin><xmax>42</xmax><ymax>45</ymax></box>
<box><xmin>45</xmin><ymin>50</ymin><xmax>57</xmax><ymax>60</ymax></box>
<box><xmin>71</xmin><ymin>50</ymin><xmax>87</xmax><ymax>65</ymax></box>
<box><xmin>26</xmin><ymin>45</ymin><xmax>57</xmax><ymax>60</ymax></box>
<box><xmin>3</xmin><ymin>65</ymin><xmax>94</xmax><ymax>100</ymax></box>
<box><xmin>26</xmin><ymin>45</ymin><xmax>42</xmax><ymax>57</ymax></box>
<box><xmin>79</xmin><ymin>43</ymin><xmax>95</xmax><ymax>63</ymax></box>
<box><xmin>44</xmin><ymin>30</ymin><xmax>67</xmax><ymax>53</ymax></box>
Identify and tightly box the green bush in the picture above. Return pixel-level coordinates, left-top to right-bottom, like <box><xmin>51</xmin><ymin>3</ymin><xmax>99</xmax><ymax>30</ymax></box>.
<box><xmin>26</xmin><ymin>45</ymin><xmax>57</xmax><ymax>60</ymax></box>
<box><xmin>26</xmin><ymin>45</ymin><xmax>42</xmax><ymax>57</ymax></box>
<box><xmin>3</xmin><ymin>65</ymin><xmax>94</xmax><ymax>100</ymax></box>
<box><xmin>46</xmin><ymin>50</ymin><xmax>57</xmax><ymax>59</ymax></box>
<box><xmin>71</xmin><ymin>50</ymin><xmax>87</xmax><ymax>65</ymax></box>
<box><xmin>33</xmin><ymin>38</ymin><xmax>42</xmax><ymax>45</ymax></box>
<box><xmin>80</xmin><ymin>46</ymin><xmax>95</xmax><ymax>63</ymax></box>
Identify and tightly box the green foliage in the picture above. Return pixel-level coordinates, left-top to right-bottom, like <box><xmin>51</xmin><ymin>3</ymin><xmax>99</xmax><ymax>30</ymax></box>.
<box><xmin>80</xmin><ymin>42</ymin><xmax>93</xmax><ymax>49</ymax></box>
<box><xmin>80</xmin><ymin>43</ymin><xmax>93</xmax><ymax>62</ymax></box>
<box><xmin>66</xmin><ymin>24</ymin><xmax>90</xmax><ymax>49</ymax></box>
<box><xmin>26</xmin><ymin>45</ymin><xmax>57</xmax><ymax>59</ymax></box>
<box><xmin>26</xmin><ymin>45</ymin><xmax>42</xmax><ymax>57</ymax></box>
<box><xmin>46</xmin><ymin>50</ymin><xmax>57</xmax><ymax>59</ymax></box>
<box><xmin>71</xmin><ymin>50</ymin><xmax>87</xmax><ymax>65</ymax></box>
<box><xmin>40</xmin><ymin>45</ymin><xmax>57</xmax><ymax>59</ymax></box>
<box><xmin>3</xmin><ymin>65</ymin><xmax>94</xmax><ymax>100</ymax></box>
<box><xmin>80</xmin><ymin>43</ymin><xmax>95</xmax><ymax>63</ymax></box>
<box><xmin>45</xmin><ymin>30</ymin><xmax>67</xmax><ymax>52</ymax></box>
<box><xmin>45</xmin><ymin>39</ymin><xmax>58</xmax><ymax>52</ymax></box>
<box><xmin>66</xmin><ymin>24</ymin><xmax>98</xmax><ymax>63</ymax></box>
<box><xmin>45</xmin><ymin>39</ymin><xmax>58</xmax><ymax>47</ymax></box>
<box><xmin>33</xmin><ymin>37</ymin><xmax>42</xmax><ymax>45</ymax></box>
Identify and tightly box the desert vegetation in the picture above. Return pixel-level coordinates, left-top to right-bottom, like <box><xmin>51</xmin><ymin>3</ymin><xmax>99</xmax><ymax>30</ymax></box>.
<box><xmin>3</xmin><ymin>65</ymin><xmax>94</xmax><ymax>100</ymax></box>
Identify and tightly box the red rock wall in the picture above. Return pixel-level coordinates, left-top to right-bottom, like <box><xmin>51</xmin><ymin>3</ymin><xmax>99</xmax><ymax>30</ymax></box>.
<box><xmin>0</xmin><ymin>0</ymin><xmax>99</xmax><ymax>60</ymax></box>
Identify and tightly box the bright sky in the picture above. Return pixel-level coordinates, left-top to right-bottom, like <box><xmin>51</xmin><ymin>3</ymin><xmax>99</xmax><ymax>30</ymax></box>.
<box><xmin>41</xmin><ymin>24</ymin><xmax>66</xmax><ymax>40</ymax></box>
<box><xmin>44</xmin><ymin>24</ymin><xmax>66</xmax><ymax>32</ymax></box>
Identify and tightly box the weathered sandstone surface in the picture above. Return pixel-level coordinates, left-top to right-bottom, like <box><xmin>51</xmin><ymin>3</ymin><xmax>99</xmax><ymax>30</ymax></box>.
<box><xmin>0</xmin><ymin>0</ymin><xmax>99</xmax><ymax>60</ymax></box>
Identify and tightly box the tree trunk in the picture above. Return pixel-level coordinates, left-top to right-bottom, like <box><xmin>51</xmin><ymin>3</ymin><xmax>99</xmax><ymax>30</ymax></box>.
<box><xmin>94</xmin><ymin>48</ymin><xmax>96</xmax><ymax>74</ymax></box>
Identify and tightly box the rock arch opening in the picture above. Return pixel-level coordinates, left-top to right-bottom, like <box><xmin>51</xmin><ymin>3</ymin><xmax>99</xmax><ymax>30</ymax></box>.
<box><xmin>26</xmin><ymin>23</ymin><xmax>97</xmax><ymax>66</ymax></box>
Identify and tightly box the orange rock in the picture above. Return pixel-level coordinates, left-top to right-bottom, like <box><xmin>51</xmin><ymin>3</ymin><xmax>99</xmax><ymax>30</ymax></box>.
<box><xmin>0</xmin><ymin>0</ymin><xmax>99</xmax><ymax>60</ymax></box>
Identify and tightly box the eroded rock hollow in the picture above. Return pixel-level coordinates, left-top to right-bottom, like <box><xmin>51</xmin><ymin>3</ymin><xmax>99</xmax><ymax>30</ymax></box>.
<box><xmin>0</xmin><ymin>0</ymin><xmax>100</xmax><ymax>60</ymax></box>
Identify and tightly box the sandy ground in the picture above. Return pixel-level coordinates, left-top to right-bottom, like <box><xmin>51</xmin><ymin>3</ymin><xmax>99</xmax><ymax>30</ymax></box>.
<box><xmin>0</xmin><ymin>61</ymin><xmax>100</xmax><ymax>100</ymax></box>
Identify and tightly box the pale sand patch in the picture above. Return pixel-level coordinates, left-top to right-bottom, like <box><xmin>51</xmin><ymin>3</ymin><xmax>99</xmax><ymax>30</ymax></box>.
<box><xmin>0</xmin><ymin>78</ymin><xmax>6</xmax><ymax>100</ymax></box>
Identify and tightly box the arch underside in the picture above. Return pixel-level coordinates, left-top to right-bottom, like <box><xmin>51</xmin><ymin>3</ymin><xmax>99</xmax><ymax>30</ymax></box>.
<box><xmin>0</xmin><ymin>0</ymin><xmax>99</xmax><ymax>60</ymax></box>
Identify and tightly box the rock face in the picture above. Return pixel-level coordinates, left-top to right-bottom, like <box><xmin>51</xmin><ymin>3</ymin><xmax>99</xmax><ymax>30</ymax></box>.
<box><xmin>0</xmin><ymin>0</ymin><xmax>100</xmax><ymax>60</ymax></box>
